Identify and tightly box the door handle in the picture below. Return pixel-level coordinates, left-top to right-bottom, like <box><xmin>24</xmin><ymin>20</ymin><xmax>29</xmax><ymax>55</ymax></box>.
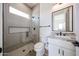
<box><xmin>0</xmin><ymin>47</ymin><xmax>2</xmax><ymax>53</ymax></box>
<box><xmin>62</xmin><ymin>50</ymin><xmax>64</xmax><ymax>56</ymax></box>
<box><xmin>58</xmin><ymin>49</ymin><xmax>60</xmax><ymax>54</ymax></box>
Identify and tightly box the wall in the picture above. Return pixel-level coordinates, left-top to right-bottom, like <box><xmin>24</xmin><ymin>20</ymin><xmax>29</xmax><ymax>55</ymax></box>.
<box><xmin>0</xmin><ymin>3</ymin><xmax>2</xmax><ymax>56</ymax></box>
<box><xmin>40</xmin><ymin>3</ymin><xmax>54</xmax><ymax>41</ymax></box>
<box><xmin>74</xmin><ymin>4</ymin><xmax>79</xmax><ymax>56</ymax></box>
<box><xmin>74</xmin><ymin>4</ymin><xmax>79</xmax><ymax>42</ymax></box>
<box><xmin>31</xmin><ymin>4</ymin><xmax>40</xmax><ymax>43</ymax></box>
<box><xmin>4</xmin><ymin>3</ymin><xmax>32</xmax><ymax>50</ymax></box>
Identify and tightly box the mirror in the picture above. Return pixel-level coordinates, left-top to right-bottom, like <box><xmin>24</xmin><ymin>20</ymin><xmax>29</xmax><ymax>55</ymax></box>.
<box><xmin>52</xmin><ymin>6</ymin><xmax>73</xmax><ymax>32</ymax></box>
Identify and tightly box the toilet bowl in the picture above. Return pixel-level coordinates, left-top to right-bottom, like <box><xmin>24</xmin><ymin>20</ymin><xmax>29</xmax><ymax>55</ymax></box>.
<box><xmin>34</xmin><ymin>42</ymin><xmax>44</xmax><ymax>56</ymax></box>
<box><xmin>34</xmin><ymin>37</ymin><xmax>48</xmax><ymax>56</ymax></box>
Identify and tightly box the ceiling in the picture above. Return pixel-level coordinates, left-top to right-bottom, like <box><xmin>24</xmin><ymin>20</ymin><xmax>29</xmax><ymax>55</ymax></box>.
<box><xmin>24</xmin><ymin>3</ymin><xmax>38</xmax><ymax>9</ymax></box>
<box><xmin>24</xmin><ymin>3</ymin><xmax>56</xmax><ymax>9</ymax></box>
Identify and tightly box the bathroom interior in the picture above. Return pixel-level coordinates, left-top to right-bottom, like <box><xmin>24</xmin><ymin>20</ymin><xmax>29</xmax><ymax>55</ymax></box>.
<box><xmin>1</xmin><ymin>3</ymin><xmax>79</xmax><ymax>56</ymax></box>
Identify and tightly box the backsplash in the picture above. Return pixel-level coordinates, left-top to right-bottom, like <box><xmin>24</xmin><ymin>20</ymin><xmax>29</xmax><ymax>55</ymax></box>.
<box><xmin>50</xmin><ymin>31</ymin><xmax>76</xmax><ymax>39</ymax></box>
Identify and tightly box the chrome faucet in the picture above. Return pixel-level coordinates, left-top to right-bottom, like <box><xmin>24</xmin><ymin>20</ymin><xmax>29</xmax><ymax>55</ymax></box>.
<box><xmin>60</xmin><ymin>32</ymin><xmax>62</xmax><ymax>36</ymax></box>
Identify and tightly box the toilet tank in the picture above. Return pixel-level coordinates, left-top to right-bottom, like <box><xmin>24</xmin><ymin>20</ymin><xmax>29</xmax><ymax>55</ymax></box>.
<box><xmin>40</xmin><ymin>37</ymin><xmax>48</xmax><ymax>43</ymax></box>
<box><xmin>40</xmin><ymin>36</ymin><xmax>48</xmax><ymax>50</ymax></box>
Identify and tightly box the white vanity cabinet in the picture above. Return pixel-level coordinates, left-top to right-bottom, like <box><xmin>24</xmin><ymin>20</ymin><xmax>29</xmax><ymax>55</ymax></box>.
<box><xmin>61</xmin><ymin>47</ymin><xmax>75</xmax><ymax>56</ymax></box>
<box><xmin>48</xmin><ymin>38</ymin><xmax>76</xmax><ymax>56</ymax></box>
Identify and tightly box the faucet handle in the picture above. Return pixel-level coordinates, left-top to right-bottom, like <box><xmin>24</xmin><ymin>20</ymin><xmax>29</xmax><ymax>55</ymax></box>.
<box><xmin>56</xmin><ymin>33</ymin><xmax>59</xmax><ymax>35</ymax></box>
<box><xmin>63</xmin><ymin>33</ymin><xmax>66</xmax><ymax>36</ymax></box>
<box><xmin>60</xmin><ymin>32</ymin><xmax>62</xmax><ymax>36</ymax></box>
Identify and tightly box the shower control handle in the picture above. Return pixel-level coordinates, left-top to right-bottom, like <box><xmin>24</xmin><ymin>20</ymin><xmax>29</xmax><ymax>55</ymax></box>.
<box><xmin>22</xmin><ymin>49</ymin><xmax>25</xmax><ymax>52</ymax></box>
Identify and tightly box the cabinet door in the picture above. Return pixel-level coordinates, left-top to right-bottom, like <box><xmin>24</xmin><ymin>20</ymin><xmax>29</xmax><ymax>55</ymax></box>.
<box><xmin>48</xmin><ymin>43</ymin><xmax>61</xmax><ymax>56</ymax></box>
<box><xmin>61</xmin><ymin>48</ymin><xmax>75</xmax><ymax>56</ymax></box>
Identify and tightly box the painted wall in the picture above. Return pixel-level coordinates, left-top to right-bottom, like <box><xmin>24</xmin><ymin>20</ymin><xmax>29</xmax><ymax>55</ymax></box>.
<box><xmin>0</xmin><ymin>3</ymin><xmax>2</xmax><ymax>56</ymax></box>
<box><xmin>74</xmin><ymin>4</ymin><xmax>79</xmax><ymax>42</ymax></box>
<box><xmin>4</xmin><ymin>3</ymin><xmax>32</xmax><ymax>50</ymax></box>
<box><xmin>32</xmin><ymin>4</ymin><xmax>40</xmax><ymax>43</ymax></box>
<box><xmin>74</xmin><ymin>4</ymin><xmax>79</xmax><ymax>56</ymax></box>
<box><xmin>40</xmin><ymin>3</ymin><xmax>54</xmax><ymax>41</ymax></box>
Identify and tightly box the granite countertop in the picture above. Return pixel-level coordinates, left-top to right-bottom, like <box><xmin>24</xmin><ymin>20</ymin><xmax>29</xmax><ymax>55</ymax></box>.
<box><xmin>48</xmin><ymin>35</ymin><xmax>79</xmax><ymax>47</ymax></box>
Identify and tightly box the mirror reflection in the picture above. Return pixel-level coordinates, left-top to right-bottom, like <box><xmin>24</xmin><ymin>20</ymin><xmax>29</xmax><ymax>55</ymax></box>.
<box><xmin>52</xmin><ymin>6</ymin><xmax>73</xmax><ymax>32</ymax></box>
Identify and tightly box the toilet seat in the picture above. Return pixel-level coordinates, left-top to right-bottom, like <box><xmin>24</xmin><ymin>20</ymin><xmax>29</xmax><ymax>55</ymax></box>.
<box><xmin>34</xmin><ymin>42</ymin><xmax>44</xmax><ymax>49</ymax></box>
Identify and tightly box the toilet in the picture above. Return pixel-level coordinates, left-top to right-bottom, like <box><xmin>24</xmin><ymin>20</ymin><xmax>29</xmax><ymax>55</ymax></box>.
<box><xmin>34</xmin><ymin>37</ymin><xmax>48</xmax><ymax>56</ymax></box>
<box><xmin>34</xmin><ymin>42</ymin><xmax>44</xmax><ymax>56</ymax></box>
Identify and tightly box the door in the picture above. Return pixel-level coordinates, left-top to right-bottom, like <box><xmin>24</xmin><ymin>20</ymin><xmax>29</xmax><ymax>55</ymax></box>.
<box><xmin>0</xmin><ymin>3</ymin><xmax>3</xmax><ymax>56</ymax></box>
<box><xmin>48</xmin><ymin>43</ymin><xmax>61</xmax><ymax>56</ymax></box>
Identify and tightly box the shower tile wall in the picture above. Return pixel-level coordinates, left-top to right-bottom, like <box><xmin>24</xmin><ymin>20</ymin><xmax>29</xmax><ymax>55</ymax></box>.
<box><xmin>4</xmin><ymin>3</ymin><xmax>32</xmax><ymax>52</ymax></box>
<box><xmin>31</xmin><ymin>4</ymin><xmax>40</xmax><ymax>43</ymax></box>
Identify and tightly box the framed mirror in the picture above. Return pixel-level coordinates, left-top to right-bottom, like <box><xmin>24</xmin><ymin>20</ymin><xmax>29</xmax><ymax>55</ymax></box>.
<box><xmin>52</xmin><ymin>6</ymin><xmax>73</xmax><ymax>32</ymax></box>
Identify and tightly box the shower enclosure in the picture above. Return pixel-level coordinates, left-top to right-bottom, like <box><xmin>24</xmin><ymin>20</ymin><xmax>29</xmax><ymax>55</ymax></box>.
<box><xmin>3</xmin><ymin>3</ymin><xmax>40</xmax><ymax>56</ymax></box>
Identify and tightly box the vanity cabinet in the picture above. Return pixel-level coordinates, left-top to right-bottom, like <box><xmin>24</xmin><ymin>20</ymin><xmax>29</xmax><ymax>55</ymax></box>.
<box><xmin>48</xmin><ymin>38</ymin><xmax>76</xmax><ymax>56</ymax></box>
<box><xmin>61</xmin><ymin>47</ymin><xmax>75</xmax><ymax>56</ymax></box>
